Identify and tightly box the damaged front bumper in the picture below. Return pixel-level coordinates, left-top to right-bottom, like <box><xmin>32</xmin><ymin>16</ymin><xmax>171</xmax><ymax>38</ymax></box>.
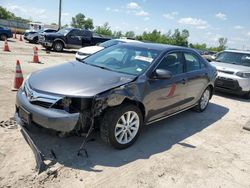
<box><xmin>16</xmin><ymin>89</ymin><xmax>80</xmax><ymax>132</ymax></box>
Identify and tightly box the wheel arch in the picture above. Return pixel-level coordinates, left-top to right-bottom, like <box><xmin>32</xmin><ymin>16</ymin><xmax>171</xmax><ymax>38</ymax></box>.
<box><xmin>53</xmin><ymin>38</ymin><xmax>66</xmax><ymax>48</ymax></box>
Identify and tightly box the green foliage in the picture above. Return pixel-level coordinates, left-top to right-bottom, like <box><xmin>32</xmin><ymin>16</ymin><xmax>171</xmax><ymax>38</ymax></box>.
<box><xmin>136</xmin><ymin>29</ymin><xmax>189</xmax><ymax>47</ymax></box>
<box><xmin>71</xmin><ymin>13</ymin><xmax>94</xmax><ymax>29</ymax></box>
<box><xmin>95</xmin><ymin>22</ymin><xmax>112</xmax><ymax>36</ymax></box>
<box><xmin>0</xmin><ymin>6</ymin><xmax>30</xmax><ymax>22</ymax></box>
<box><xmin>125</xmin><ymin>31</ymin><xmax>135</xmax><ymax>38</ymax></box>
<box><xmin>112</xmin><ymin>31</ymin><xmax>123</xmax><ymax>38</ymax></box>
<box><xmin>218</xmin><ymin>37</ymin><xmax>227</xmax><ymax>51</ymax></box>
<box><xmin>189</xmin><ymin>43</ymin><xmax>207</xmax><ymax>50</ymax></box>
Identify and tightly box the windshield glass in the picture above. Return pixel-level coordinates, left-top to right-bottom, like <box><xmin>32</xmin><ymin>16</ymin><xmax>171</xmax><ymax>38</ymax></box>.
<box><xmin>57</xmin><ymin>28</ymin><xmax>72</xmax><ymax>35</ymax></box>
<box><xmin>83</xmin><ymin>44</ymin><xmax>161</xmax><ymax>76</ymax></box>
<box><xmin>99</xmin><ymin>40</ymin><xmax>125</xmax><ymax>48</ymax></box>
<box><xmin>215</xmin><ymin>51</ymin><xmax>250</xmax><ymax>67</ymax></box>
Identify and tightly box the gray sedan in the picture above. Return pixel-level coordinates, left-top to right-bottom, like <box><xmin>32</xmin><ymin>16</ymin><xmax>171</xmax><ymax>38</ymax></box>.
<box><xmin>15</xmin><ymin>43</ymin><xmax>217</xmax><ymax>149</ymax></box>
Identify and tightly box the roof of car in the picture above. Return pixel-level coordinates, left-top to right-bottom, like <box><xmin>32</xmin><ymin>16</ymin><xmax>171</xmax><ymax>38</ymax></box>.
<box><xmin>122</xmin><ymin>42</ymin><xmax>193</xmax><ymax>52</ymax></box>
<box><xmin>115</xmin><ymin>38</ymin><xmax>142</xmax><ymax>43</ymax></box>
<box><xmin>224</xmin><ymin>49</ymin><xmax>250</xmax><ymax>54</ymax></box>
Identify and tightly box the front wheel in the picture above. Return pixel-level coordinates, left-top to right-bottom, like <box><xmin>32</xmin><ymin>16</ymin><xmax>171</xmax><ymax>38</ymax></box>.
<box><xmin>100</xmin><ymin>104</ymin><xmax>143</xmax><ymax>149</ymax></box>
<box><xmin>193</xmin><ymin>87</ymin><xmax>211</xmax><ymax>112</ymax></box>
<box><xmin>0</xmin><ymin>34</ymin><xmax>7</xmax><ymax>41</ymax></box>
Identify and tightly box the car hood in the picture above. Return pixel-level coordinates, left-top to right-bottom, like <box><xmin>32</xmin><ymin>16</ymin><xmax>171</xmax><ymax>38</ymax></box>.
<box><xmin>210</xmin><ymin>61</ymin><xmax>250</xmax><ymax>73</ymax></box>
<box><xmin>28</xmin><ymin>61</ymin><xmax>136</xmax><ymax>97</ymax></box>
<box><xmin>78</xmin><ymin>46</ymin><xmax>104</xmax><ymax>54</ymax></box>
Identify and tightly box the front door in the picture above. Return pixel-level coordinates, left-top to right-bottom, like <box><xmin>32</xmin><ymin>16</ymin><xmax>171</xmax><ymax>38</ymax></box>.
<box><xmin>145</xmin><ymin>52</ymin><xmax>188</xmax><ymax>122</ymax></box>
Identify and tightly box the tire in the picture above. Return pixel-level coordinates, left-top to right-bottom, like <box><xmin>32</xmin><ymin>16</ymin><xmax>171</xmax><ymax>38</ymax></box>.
<box><xmin>193</xmin><ymin>87</ymin><xmax>211</xmax><ymax>112</ymax></box>
<box><xmin>0</xmin><ymin>34</ymin><xmax>7</xmax><ymax>41</ymax></box>
<box><xmin>100</xmin><ymin>104</ymin><xmax>143</xmax><ymax>149</ymax></box>
<box><xmin>244</xmin><ymin>92</ymin><xmax>250</xmax><ymax>99</ymax></box>
<box><xmin>32</xmin><ymin>37</ymin><xmax>38</xmax><ymax>44</ymax></box>
<box><xmin>53</xmin><ymin>41</ymin><xmax>64</xmax><ymax>52</ymax></box>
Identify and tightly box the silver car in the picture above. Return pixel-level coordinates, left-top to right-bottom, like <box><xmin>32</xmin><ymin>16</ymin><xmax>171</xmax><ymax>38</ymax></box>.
<box><xmin>211</xmin><ymin>50</ymin><xmax>250</xmax><ymax>99</ymax></box>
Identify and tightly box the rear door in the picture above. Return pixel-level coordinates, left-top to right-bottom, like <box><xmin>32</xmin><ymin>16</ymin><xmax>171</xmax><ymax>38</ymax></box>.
<box><xmin>146</xmin><ymin>51</ymin><xmax>188</xmax><ymax>122</ymax></box>
<box><xmin>181</xmin><ymin>51</ymin><xmax>209</xmax><ymax>108</ymax></box>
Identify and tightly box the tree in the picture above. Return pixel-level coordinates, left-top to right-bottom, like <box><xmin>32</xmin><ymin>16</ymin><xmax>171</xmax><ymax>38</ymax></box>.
<box><xmin>113</xmin><ymin>31</ymin><xmax>123</xmax><ymax>38</ymax></box>
<box><xmin>218</xmin><ymin>37</ymin><xmax>227</xmax><ymax>51</ymax></box>
<box><xmin>189</xmin><ymin>43</ymin><xmax>207</xmax><ymax>50</ymax></box>
<box><xmin>125</xmin><ymin>31</ymin><xmax>135</xmax><ymax>38</ymax></box>
<box><xmin>0</xmin><ymin>6</ymin><xmax>30</xmax><ymax>22</ymax></box>
<box><xmin>71</xmin><ymin>13</ymin><xmax>94</xmax><ymax>29</ymax></box>
<box><xmin>95</xmin><ymin>22</ymin><xmax>112</xmax><ymax>36</ymax></box>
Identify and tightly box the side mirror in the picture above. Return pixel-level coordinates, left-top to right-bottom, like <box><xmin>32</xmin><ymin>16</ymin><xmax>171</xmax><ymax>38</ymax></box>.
<box><xmin>153</xmin><ymin>69</ymin><xmax>172</xmax><ymax>79</ymax></box>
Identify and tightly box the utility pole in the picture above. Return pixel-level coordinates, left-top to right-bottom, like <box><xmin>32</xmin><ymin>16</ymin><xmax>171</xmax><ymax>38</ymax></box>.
<box><xmin>58</xmin><ymin>0</ymin><xmax>62</xmax><ymax>29</ymax></box>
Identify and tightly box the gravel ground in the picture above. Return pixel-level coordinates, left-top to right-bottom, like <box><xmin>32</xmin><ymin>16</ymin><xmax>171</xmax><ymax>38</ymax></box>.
<box><xmin>0</xmin><ymin>37</ymin><xmax>250</xmax><ymax>188</ymax></box>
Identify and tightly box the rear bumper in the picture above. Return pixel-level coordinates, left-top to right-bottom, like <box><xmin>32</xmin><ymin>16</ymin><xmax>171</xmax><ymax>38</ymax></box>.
<box><xmin>15</xmin><ymin>89</ymin><xmax>79</xmax><ymax>132</ymax></box>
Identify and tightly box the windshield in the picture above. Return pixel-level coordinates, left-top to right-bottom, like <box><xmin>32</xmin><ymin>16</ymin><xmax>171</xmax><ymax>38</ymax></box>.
<box><xmin>215</xmin><ymin>51</ymin><xmax>250</xmax><ymax>67</ymax></box>
<box><xmin>83</xmin><ymin>44</ymin><xmax>161</xmax><ymax>76</ymax></box>
<box><xmin>57</xmin><ymin>28</ymin><xmax>72</xmax><ymax>35</ymax></box>
<box><xmin>99</xmin><ymin>40</ymin><xmax>125</xmax><ymax>48</ymax></box>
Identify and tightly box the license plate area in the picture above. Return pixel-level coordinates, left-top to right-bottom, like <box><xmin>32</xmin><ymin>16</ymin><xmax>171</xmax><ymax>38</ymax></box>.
<box><xmin>19</xmin><ymin>107</ymin><xmax>31</xmax><ymax>125</ymax></box>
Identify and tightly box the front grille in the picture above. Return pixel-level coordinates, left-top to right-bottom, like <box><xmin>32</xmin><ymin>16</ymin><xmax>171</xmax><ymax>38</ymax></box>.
<box><xmin>218</xmin><ymin>70</ymin><xmax>234</xmax><ymax>74</ymax></box>
<box><xmin>24</xmin><ymin>82</ymin><xmax>61</xmax><ymax>108</ymax></box>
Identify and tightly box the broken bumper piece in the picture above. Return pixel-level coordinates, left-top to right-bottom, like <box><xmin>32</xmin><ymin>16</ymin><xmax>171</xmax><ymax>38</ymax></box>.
<box><xmin>15</xmin><ymin>114</ymin><xmax>47</xmax><ymax>173</ymax></box>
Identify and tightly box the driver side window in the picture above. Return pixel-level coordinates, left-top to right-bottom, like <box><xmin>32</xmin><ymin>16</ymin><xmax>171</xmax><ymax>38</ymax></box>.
<box><xmin>157</xmin><ymin>52</ymin><xmax>184</xmax><ymax>75</ymax></box>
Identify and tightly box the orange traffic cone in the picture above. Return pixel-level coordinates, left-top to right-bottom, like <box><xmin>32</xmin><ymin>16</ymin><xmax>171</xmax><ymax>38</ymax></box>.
<box><xmin>12</xmin><ymin>60</ymin><xmax>24</xmax><ymax>91</ymax></box>
<box><xmin>3</xmin><ymin>39</ymin><xmax>10</xmax><ymax>52</ymax></box>
<box><xmin>30</xmin><ymin>46</ymin><xmax>40</xmax><ymax>63</ymax></box>
<box><xmin>19</xmin><ymin>35</ymin><xmax>23</xmax><ymax>41</ymax></box>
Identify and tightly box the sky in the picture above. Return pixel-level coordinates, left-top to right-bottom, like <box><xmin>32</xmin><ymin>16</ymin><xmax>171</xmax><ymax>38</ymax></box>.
<box><xmin>1</xmin><ymin>0</ymin><xmax>250</xmax><ymax>49</ymax></box>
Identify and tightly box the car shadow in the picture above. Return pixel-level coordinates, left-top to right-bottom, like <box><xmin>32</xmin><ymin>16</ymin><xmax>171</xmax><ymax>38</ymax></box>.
<box><xmin>40</xmin><ymin>48</ymin><xmax>77</xmax><ymax>54</ymax></box>
<box><xmin>25</xmin><ymin>102</ymin><xmax>228</xmax><ymax>172</ymax></box>
<box><xmin>215</xmin><ymin>91</ymin><xmax>250</xmax><ymax>103</ymax></box>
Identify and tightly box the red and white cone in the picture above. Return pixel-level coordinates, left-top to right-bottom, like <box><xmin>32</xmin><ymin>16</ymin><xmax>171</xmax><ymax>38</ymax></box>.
<box><xmin>30</xmin><ymin>46</ymin><xmax>40</xmax><ymax>63</ymax></box>
<box><xmin>19</xmin><ymin>35</ymin><xmax>23</xmax><ymax>41</ymax></box>
<box><xmin>12</xmin><ymin>60</ymin><xmax>24</xmax><ymax>91</ymax></box>
<box><xmin>3</xmin><ymin>39</ymin><xmax>10</xmax><ymax>52</ymax></box>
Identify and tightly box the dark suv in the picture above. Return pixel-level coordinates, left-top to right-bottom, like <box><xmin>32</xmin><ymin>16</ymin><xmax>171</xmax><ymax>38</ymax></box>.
<box><xmin>15</xmin><ymin>43</ymin><xmax>217</xmax><ymax>149</ymax></box>
<box><xmin>39</xmin><ymin>28</ymin><xmax>111</xmax><ymax>52</ymax></box>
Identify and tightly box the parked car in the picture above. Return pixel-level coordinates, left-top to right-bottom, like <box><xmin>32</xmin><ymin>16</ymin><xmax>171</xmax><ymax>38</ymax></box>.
<box><xmin>39</xmin><ymin>28</ymin><xmax>111</xmax><ymax>52</ymax></box>
<box><xmin>0</xmin><ymin>26</ymin><xmax>13</xmax><ymax>40</ymax></box>
<box><xmin>24</xmin><ymin>28</ymin><xmax>57</xmax><ymax>43</ymax></box>
<box><xmin>211</xmin><ymin>50</ymin><xmax>250</xmax><ymax>98</ymax></box>
<box><xmin>75</xmin><ymin>38</ymin><xmax>142</xmax><ymax>60</ymax></box>
<box><xmin>15</xmin><ymin>43</ymin><xmax>216</xmax><ymax>149</ymax></box>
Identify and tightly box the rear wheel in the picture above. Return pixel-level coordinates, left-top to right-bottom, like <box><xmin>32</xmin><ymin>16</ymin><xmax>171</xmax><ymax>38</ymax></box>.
<box><xmin>100</xmin><ymin>104</ymin><xmax>143</xmax><ymax>149</ymax></box>
<box><xmin>53</xmin><ymin>41</ymin><xmax>64</xmax><ymax>52</ymax></box>
<box><xmin>193</xmin><ymin>87</ymin><xmax>211</xmax><ymax>112</ymax></box>
<box><xmin>0</xmin><ymin>34</ymin><xmax>7</xmax><ymax>41</ymax></box>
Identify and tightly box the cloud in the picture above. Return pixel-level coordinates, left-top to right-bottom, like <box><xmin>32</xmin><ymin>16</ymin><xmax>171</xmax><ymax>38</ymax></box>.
<box><xmin>215</xmin><ymin>12</ymin><xmax>227</xmax><ymax>20</ymax></box>
<box><xmin>178</xmin><ymin>17</ymin><xmax>209</xmax><ymax>29</ymax></box>
<box><xmin>127</xmin><ymin>2</ymin><xmax>140</xmax><ymax>10</ymax></box>
<box><xmin>106</xmin><ymin>7</ymin><xmax>119</xmax><ymax>12</ymax></box>
<box><xmin>163</xmin><ymin>12</ymin><xmax>178</xmax><ymax>20</ymax></box>
<box><xmin>5</xmin><ymin>4</ymin><xmax>48</xmax><ymax>20</ymax></box>
<box><xmin>136</xmin><ymin>10</ymin><xmax>149</xmax><ymax>16</ymax></box>
<box><xmin>61</xmin><ymin>12</ymin><xmax>70</xmax><ymax>17</ymax></box>
<box><xmin>144</xmin><ymin>17</ymin><xmax>150</xmax><ymax>21</ymax></box>
<box><xmin>248</xmin><ymin>32</ymin><xmax>250</xmax><ymax>36</ymax></box>
<box><xmin>234</xmin><ymin>25</ymin><xmax>244</xmax><ymax>30</ymax></box>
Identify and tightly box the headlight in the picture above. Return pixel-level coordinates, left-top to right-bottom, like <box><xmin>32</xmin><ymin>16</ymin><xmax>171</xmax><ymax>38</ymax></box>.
<box><xmin>21</xmin><ymin>74</ymin><xmax>31</xmax><ymax>90</ymax></box>
<box><xmin>236</xmin><ymin>72</ymin><xmax>250</xmax><ymax>78</ymax></box>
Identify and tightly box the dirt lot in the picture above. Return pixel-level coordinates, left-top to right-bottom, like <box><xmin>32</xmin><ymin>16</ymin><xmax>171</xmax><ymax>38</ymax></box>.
<box><xmin>0</xmin><ymin>37</ymin><xmax>250</xmax><ymax>188</ymax></box>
